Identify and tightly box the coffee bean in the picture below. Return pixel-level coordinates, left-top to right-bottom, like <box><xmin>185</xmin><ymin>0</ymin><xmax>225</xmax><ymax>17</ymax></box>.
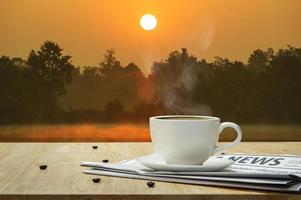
<box><xmin>92</xmin><ymin>146</ymin><xmax>98</xmax><ymax>149</ymax></box>
<box><xmin>102</xmin><ymin>159</ymin><xmax>109</xmax><ymax>163</ymax></box>
<box><xmin>92</xmin><ymin>178</ymin><xmax>101</xmax><ymax>183</ymax></box>
<box><xmin>39</xmin><ymin>165</ymin><xmax>47</xmax><ymax>170</ymax></box>
<box><xmin>147</xmin><ymin>181</ymin><xmax>155</xmax><ymax>187</ymax></box>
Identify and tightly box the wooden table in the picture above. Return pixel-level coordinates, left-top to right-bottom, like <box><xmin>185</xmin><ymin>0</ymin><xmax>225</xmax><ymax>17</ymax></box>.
<box><xmin>0</xmin><ymin>142</ymin><xmax>300</xmax><ymax>199</ymax></box>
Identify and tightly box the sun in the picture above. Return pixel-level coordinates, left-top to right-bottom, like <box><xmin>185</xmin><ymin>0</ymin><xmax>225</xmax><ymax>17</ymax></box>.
<box><xmin>140</xmin><ymin>14</ymin><xmax>157</xmax><ymax>31</ymax></box>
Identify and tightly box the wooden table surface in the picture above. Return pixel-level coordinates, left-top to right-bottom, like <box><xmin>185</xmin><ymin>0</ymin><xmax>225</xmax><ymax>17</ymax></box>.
<box><xmin>0</xmin><ymin>142</ymin><xmax>301</xmax><ymax>200</ymax></box>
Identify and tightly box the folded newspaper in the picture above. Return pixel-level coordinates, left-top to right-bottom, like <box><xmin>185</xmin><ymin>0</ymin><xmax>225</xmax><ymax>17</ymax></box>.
<box><xmin>81</xmin><ymin>153</ymin><xmax>301</xmax><ymax>193</ymax></box>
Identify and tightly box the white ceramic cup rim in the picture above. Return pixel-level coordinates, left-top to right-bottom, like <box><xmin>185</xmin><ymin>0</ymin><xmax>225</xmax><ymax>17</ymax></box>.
<box><xmin>150</xmin><ymin>115</ymin><xmax>220</xmax><ymax>122</ymax></box>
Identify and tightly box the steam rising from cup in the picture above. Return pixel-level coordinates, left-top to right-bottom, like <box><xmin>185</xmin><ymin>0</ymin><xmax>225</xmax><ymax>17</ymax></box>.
<box><xmin>151</xmin><ymin>48</ymin><xmax>213</xmax><ymax>115</ymax></box>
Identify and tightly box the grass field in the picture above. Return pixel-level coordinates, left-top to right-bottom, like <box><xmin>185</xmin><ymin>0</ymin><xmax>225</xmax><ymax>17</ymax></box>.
<box><xmin>0</xmin><ymin>124</ymin><xmax>300</xmax><ymax>142</ymax></box>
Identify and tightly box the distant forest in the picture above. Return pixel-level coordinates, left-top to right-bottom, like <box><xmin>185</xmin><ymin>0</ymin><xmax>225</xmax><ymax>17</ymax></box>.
<box><xmin>1</xmin><ymin>41</ymin><xmax>301</xmax><ymax>124</ymax></box>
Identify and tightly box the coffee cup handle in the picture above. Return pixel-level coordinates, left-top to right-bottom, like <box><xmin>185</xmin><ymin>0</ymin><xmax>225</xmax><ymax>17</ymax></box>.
<box><xmin>214</xmin><ymin>122</ymin><xmax>242</xmax><ymax>153</ymax></box>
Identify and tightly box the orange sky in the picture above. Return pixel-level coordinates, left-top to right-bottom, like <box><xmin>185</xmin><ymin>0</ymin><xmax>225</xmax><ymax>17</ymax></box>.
<box><xmin>0</xmin><ymin>0</ymin><xmax>301</xmax><ymax>73</ymax></box>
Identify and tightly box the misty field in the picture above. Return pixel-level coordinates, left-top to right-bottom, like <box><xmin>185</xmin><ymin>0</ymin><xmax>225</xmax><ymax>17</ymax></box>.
<box><xmin>0</xmin><ymin>124</ymin><xmax>300</xmax><ymax>142</ymax></box>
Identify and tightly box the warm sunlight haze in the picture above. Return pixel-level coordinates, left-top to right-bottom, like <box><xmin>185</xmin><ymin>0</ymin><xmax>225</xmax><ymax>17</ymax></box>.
<box><xmin>140</xmin><ymin>14</ymin><xmax>157</xmax><ymax>31</ymax></box>
<box><xmin>0</xmin><ymin>0</ymin><xmax>301</xmax><ymax>142</ymax></box>
<box><xmin>1</xmin><ymin>0</ymin><xmax>301</xmax><ymax>73</ymax></box>
<box><xmin>1</xmin><ymin>1</ymin><xmax>301</xmax><ymax>196</ymax></box>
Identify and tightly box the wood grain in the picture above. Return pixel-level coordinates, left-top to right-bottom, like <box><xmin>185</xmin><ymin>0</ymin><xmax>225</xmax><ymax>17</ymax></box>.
<box><xmin>0</xmin><ymin>142</ymin><xmax>300</xmax><ymax>200</ymax></box>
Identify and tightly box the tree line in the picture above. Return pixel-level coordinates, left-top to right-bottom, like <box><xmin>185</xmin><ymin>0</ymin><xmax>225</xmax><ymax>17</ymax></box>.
<box><xmin>0</xmin><ymin>41</ymin><xmax>300</xmax><ymax>124</ymax></box>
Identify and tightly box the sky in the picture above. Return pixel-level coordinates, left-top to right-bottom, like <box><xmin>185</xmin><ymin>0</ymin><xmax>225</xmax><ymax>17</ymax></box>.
<box><xmin>0</xmin><ymin>0</ymin><xmax>301</xmax><ymax>73</ymax></box>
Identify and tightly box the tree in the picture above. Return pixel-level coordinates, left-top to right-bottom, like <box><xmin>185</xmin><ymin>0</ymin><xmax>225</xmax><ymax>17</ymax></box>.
<box><xmin>263</xmin><ymin>46</ymin><xmax>301</xmax><ymax>123</ymax></box>
<box><xmin>2</xmin><ymin>44</ymin><xmax>301</xmax><ymax>124</ymax></box>
<box><xmin>210</xmin><ymin>57</ymin><xmax>258</xmax><ymax>122</ymax></box>
<box><xmin>99</xmin><ymin>49</ymin><xmax>123</xmax><ymax>77</ymax></box>
<box><xmin>98</xmin><ymin>50</ymin><xmax>145</xmax><ymax>110</ymax></box>
<box><xmin>82</xmin><ymin>66</ymin><xmax>101</xmax><ymax>77</ymax></box>
<box><xmin>248</xmin><ymin>48</ymin><xmax>274</xmax><ymax>73</ymax></box>
<box><xmin>0</xmin><ymin>56</ymin><xmax>34</xmax><ymax>123</ymax></box>
<box><xmin>27</xmin><ymin>41</ymin><xmax>75</xmax><ymax>121</ymax></box>
<box><xmin>103</xmin><ymin>99</ymin><xmax>124</xmax><ymax>122</ymax></box>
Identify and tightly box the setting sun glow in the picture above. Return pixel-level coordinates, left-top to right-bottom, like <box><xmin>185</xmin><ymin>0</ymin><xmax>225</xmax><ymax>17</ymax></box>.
<box><xmin>140</xmin><ymin>14</ymin><xmax>157</xmax><ymax>31</ymax></box>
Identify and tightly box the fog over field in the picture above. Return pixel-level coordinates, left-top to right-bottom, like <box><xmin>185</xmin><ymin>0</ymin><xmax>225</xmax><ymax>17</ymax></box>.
<box><xmin>0</xmin><ymin>124</ymin><xmax>300</xmax><ymax>142</ymax></box>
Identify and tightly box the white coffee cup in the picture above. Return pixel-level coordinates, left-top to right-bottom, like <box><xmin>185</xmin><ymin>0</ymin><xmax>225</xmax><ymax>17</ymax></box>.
<box><xmin>149</xmin><ymin>115</ymin><xmax>242</xmax><ymax>165</ymax></box>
